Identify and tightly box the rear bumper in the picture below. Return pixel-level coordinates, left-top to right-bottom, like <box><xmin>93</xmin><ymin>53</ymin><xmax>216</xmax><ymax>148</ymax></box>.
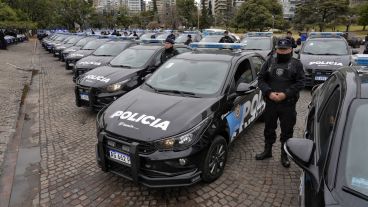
<box><xmin>96</xmin><ymin>131</ymin><xmax>203</xmax><ymax>188</ymax></box>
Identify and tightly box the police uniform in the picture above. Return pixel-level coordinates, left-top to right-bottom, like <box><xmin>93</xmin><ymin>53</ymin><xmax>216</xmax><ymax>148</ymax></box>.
<box><xmin>256</xmin><ymin>39</ymin><xmax>305</xmax><ymax>167</ymax></box>
<box><xmin>219</xmin><ymin>35</ymin><xmax>234</xmax><ymax>43</ymax></box>
<box><xmin>161</xmin><ymin>38</ymin><xmax>179</xmax><ymax>64</ymax></box>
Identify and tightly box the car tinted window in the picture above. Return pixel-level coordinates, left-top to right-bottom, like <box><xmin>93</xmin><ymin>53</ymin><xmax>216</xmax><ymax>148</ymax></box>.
<box><xmin>76</xmin><ymin>38</ymin><xmax>94</xmax><ymax>47</ymax></box>
<box><xmin>82</xmin><ymin>40</ymin><xmax>108</xmax><ymax>50</ymax></box>
<box><xmin>200</xmin><ymin>36</ymin><xmax>222</xmax><ymax>43</ymax></box>
<box><xmin>241</xmin><ymin>38</ymin><xmax>272</xmax><ymax>50</ymax></box>
<box><xmin>302</xmin><ymin>39</ymin><xmax>348</xmax><ymax>55</ymax></box>
<box><xmin>146</xmin><ymin>59</ymin><xmax>229</xmax><ymax>95</ymax></box>
<box><xmin>93</xmin><ymin>43</ymin><xmax>129</xmax><ymax>56</ymax></box>
<box><xmin>317</xmin><ymin>87</ymin><xmax>341</xmax><ymax>171</ymax></box>
<box><xmin>110</xmin><ymin>48</ymin><xmax>155</xmax><ymax>68</ymax></box>
<box><xmin>251</xmin><ymin>56</ymin><xmax>265</xmax><ymax>76</ymax></box>
<box><xmin>344</xmin><ymin>100</ymin><xmax>368</xmax><ymax>197</ymax></box>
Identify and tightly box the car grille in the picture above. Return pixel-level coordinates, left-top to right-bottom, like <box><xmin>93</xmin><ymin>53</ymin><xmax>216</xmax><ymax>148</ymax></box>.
<box><xmin>105</xmin><ymin>132</ymin><xmax>156</xmax><ymax>155</ymax></box>
<box><xmin>314</xmin><ymin>69</ymin><xmax>334</xmax><ymax>76</ymax></box>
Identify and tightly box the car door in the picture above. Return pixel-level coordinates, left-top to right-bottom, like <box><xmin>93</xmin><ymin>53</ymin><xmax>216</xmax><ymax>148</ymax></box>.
<box><xmin>224</xmin><ymin>58</ymin><xmax>264</xmax><ymax>142</ymax></box>
<box><xmin>305</xmin><ymin>76</ymin><xmax>342</xmax><ymax>207</ymax></box>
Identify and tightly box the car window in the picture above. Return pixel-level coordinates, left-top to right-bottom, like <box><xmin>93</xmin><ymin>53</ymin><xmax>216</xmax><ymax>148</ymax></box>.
<box><xmin>110</xmin><ymin>48</ymin><xmax>155</xmax><ymax>68</ymax></box>
<box><xmin>251</xmin><ymin>56</ymin><xmax>265</xmax><ymax>76</ymax></box>
<box><xmin>344</xmin><ymin>100</ymin><xmax>368</xmax><ymax>197</ymax></box>
<box><xmin>317</xmin><ymin>87</ymin><xmax>341</xmax><ymax>173</ymax></box>
<box><xmin>241</xmin><ymin>38</ymin><xmax>272</xmax><ymax>50</ymax></box>
<box><xmin>230</xmin><ymin>59</ymin><xmax>253</xmax><ymax>92</ymax></box>
<box><xmin>176</xmin><ymin>47</ymin><xmax>191</xmax><ymax>54</ymax></box>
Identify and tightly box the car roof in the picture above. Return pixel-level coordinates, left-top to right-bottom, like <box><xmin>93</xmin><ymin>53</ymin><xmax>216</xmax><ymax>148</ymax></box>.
<box><xmin>336</xmin><ymin>67</ymin><xmax>368</xmax><ymax>99</ymax></box>
<box><xmin>175</xmin><ymin>50</ymin><xmax>254</xmax><ymax>62</ymax></box>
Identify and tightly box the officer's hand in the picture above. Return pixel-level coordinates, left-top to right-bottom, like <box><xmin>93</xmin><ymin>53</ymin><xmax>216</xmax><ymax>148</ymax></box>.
<box><xmin>269</xmin><ymin>92</ymin><xmax>279</xmax><ymax>101</ymax></box>
<box><xmin>275</xmin><ymin>92</ymin><xmax>287</xmax><ymax>101</ymax></box>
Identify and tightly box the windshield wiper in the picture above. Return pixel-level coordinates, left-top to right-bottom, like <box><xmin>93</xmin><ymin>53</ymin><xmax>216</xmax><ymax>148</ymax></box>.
<box><xmin>245</xmin><ymin>48</ymin><xmax>262</xmax><ymax>50</ymax></box>
<box><xmin>316</xmin><ymin>53</ymin><xmax>343</xmax><ymax>56</ymax></box>
<box><xmin>145</xmin><ymin>83</ymin><xmax>158</xmax><ymax>92</ymax></box>
<box><xmin>111</xmin><ymin>65</ymin><xmax>132</xmax><ymax>68</ymax></box>
<box><xmin>302</xmin><ymin>52</ymin><xmax>316</xmax><ymax>55</ymax></box>
<box><xmin>156</xmin><ymin>89</ymin><xmax>200</xmax><ymax>98</ymax></box>
<box><xmin>95</xmin><ymin>54</ymin><xmax>111</xmax><ymax>57</ymax></box>
<box><xmin>342</xmin><ymin>186</ymin><xmax>368</xmax><ymax>201</ymax></box>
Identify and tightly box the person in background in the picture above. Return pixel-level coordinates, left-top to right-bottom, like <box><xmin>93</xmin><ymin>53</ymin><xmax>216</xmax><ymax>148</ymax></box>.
<box><xmin>219</xmin><ymin>31</ymin><xmax>234</xmax><ymax>43</ymax></box>
<box><xmin>184</xmin><ymin>34</ymin><xmax>193</xmax><ymax>46</ymax></box>
<box><xmin>286</xmin><ymin>31</ymin><xmax>297</xmax><ymax>48</ymax></box>
<box><xmin>133</xmin><ymin>31</ymin><xmax>139</xmax><ymax>40</ymax></box>
<box><xmin>167</xmin><ymin>31</ymin><xmax>176</xmax><ymax>40</ymax></box>
<box><xmin>0</xmin><ymin>30</ymin><xmax>7</xmax><ymax>50</ymax></box>
<box><xmin>161</xmin><ymin>38</ymin><xmax>179</xmax><ymax>64</ymax></box>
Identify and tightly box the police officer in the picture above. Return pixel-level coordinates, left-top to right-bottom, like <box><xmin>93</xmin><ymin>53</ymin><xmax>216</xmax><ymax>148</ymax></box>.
<box><xmin>286</xmin><ymin>31</ymin><xmax>297</xmax><ymax>48</ymax></box>
<box><xmin>161</xmin><ymin>38</ymin><xmax>179</xmax><ymax>64</ymax></box>
<box><xmin>167</xmin><ymin>31</ymin><xmax>176</xmax><ymax>40</ymax></box>
<box><xmin>219</xmin><ymin>31</ymin><xmax>234</xmax><ymax>43</ymax></box>
<box><xmin>184</xmin><ymin>34</ymin><xmax>193</xmax><ymax>45</ymax></box>
<box><xmin>256</xmin><ymin>39</ymin><xmax>305</xmax><ymax>168</ymax></box>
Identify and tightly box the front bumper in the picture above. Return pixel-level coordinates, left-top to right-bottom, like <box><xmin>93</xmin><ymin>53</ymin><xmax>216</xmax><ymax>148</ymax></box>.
<box><xmin>304</xmin><ymin>69</ymin><xmax>334</xmax><ymax>87</ymax></box>
<box><xmin>75</xmin><ymin>85</ymin><xmax>126</xmax><ymax>110</ymax></box>
<box><xmin>96</xmin><ymin>131</ymin><xmax>203</xmax><ymax>188</ymax></box>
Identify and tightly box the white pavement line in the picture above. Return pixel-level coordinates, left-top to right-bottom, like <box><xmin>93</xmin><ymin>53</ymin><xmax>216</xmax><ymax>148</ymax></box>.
<box><xmin>6</xmin><ymin>62</ymin><xmax>34</xmax><ymax>72</ymax></box>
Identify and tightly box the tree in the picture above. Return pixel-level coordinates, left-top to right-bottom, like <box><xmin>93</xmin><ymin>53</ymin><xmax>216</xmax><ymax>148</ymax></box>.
<box><xmin>294</xmin><ymin>0</ymin><xmax>349</xmax><ymax>32</ymax></box>
<box><xmin>234</xmin><ymin>0</ymin><xmax>283</xmax><ymax>31</ymax></box>
<box><xmin>176</xmin><ymin>0</ymin><xmax>197</xmax><ymax>27</ymax></box>
<box><xmin>199</xmin><ymin>0</ymin><xmax>210</xmax><ymax>29</ymax></box>
<box><xmin>358</xmin><ymin>3</ymin><xmax>368</xmax><ymax>31</ymax></box>
<box><xmin>116</xmin><ymin>6</ymin><xmax>131</xmax><ymax>28</ymax></box>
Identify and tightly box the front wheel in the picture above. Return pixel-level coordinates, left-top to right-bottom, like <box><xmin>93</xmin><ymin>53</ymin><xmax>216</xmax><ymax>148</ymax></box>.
<box><xmin>201</xmin><ymin>136</ymin><xmax>228</xmax><ymax>183</ymax></box>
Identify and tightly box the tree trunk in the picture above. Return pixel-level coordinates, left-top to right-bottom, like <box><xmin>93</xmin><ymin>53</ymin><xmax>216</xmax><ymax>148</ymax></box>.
<box><xmin>363</xmin><ymin>25</ymin><xmax>366</xmax><ymax>31</ymax></box>
<box><xmin>346</xmin><ymin>24</ymin><xmax>350</xmax><ymax>32</ymax></box>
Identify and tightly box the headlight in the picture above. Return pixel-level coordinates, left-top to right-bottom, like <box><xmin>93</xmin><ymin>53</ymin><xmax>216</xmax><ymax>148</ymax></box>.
<box><xmin>104</xmin><ymin>79</ymin><xmax>130</xmax><ymax>92</ymax></box>
<box><xmin>154</xmin><ymin>117</ymin><xmax>211</xmax><ymax>151</ymax></box>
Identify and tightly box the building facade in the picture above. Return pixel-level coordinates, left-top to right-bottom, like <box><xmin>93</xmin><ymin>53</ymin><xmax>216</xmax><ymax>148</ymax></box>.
<box><xmin>350</xmin><ymin>0</ymin><xmax>368</xmax><ymax>5</ymax></box>
<box><xmin>279</xmin><ymin>0</ymin><xmax>303</xmax><ymax>20</ymax></box>
<box><xmin>95</xmin><ymin>0</ymin><xmax>143</xmax><ymax>13</ymax></box>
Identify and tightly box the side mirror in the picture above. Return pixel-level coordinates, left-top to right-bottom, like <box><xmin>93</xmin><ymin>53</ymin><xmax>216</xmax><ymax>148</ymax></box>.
<box><xmin>154</xmin><ymin>60</ymin><xmax>161</xmax><ymax>67</ymax></box>
<box><xmin>284</xmin><ymin>138</ymin><xmax>319</xmax><ymax>187</ymax></box>
<box><xmin>236</xmin><ymin>83</ymin><xmax>255</xmax><ymax>95</ymax></box>
<box><xmin>352</xmin><ymin>49</ymin><xmax>359</xmax><ymax>55</ymax></box>
<box><xmin>294</xmin><ymin>48</ymin><xmax>300</xmax><ymax>54</ymax></box>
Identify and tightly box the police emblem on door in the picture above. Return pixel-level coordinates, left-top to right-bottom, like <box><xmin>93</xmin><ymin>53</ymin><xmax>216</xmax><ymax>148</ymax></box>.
<box><xmin>276</xmin><ymin>68</ymin><xmax>284</xmax><ymax>76</ymax></box>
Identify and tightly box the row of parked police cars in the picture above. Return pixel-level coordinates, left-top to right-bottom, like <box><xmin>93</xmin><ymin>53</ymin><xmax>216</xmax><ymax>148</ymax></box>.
<box><xmin>41</xmin><ymin>29</ymin><xmax>368</xmax><ymax>207</ymax></box>
<box><xmin>4</xmin><ymin>33</ymin><xmax>28</xmax><ymax>45</ymax></box>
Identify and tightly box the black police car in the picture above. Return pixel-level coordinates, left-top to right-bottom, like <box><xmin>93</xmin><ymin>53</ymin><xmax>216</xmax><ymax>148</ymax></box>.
<box><xmin>45</xmin><ymin>34</ymin><xmax>68</xmax><ymax>52</ymax></box>
<box><xmin>53</xmin><ymin>35</ymin><xmax>85</xmax><ymax>58</ymax></box>
<box><xmin>285</xmin><ymin>65</ymin><xmax>368</xmax><ymax>206</ymax></box>
<box><xmin>241</xmin><ymin>32</ymin><xmax>275</xmax><ymax>58</ymax></box>
<box><xmin>75</xmin><ymin>43</ymin><xmax>190</xmax><ymax>110</ymax></box>
<box><xmin>295</xmin><ymin>32</ymin><xmax>359</xmax><ymax>87</ymax></box>
<box><xmin>65</xmin><ymin>38</ymin><xmax>110</xmax><ymax>70</ymax></box>
<box><xmin>73</xmin><ymin>40</ymin><xmax>137</xmax><ymax>81</ymax></box>
<box><xmin>95</xmin><ymin>43</ymin><xmax>266</xmax><ymax>187</ymax></box>
<box><xmin>61</xmin><ymin>36</ymin><xmax>97</xmax><ymax>62</ymax></box>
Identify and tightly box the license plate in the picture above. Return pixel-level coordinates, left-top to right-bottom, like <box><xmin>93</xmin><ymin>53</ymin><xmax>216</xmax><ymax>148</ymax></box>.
<box><xmin>80</xmin><ymin>93</ymin><xmax>89</xmax><ymax>101</ymax></box>
<box><xmin>314</xmin><ymin>76</ymin><xmax>327</xmax><ymax>81</ymax></box>
<box><xmin>69</xmin><ymin>63</ymin><xmax>74</xmax><ymax>66</ymax></box>
<box><xmin>109</xmin><ymin>150</ymin><xmax>131</xmax><ymax>165</ymax></box>
<box><xmin>55</xmin><ymin>52</ymin><xmax>59</xmax><ymax>55</ymax></box>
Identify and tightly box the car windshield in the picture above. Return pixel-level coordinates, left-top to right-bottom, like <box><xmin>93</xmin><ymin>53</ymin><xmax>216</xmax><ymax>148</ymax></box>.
<box><xmin>67</xmin><ymin>37</ymin><xmax>81</xmax><ymax>44</ymax></box>
<box><xmin>76</xmin><ymin>38</ymin><xmax>94</xmax><ymax>47</ymax></box>
<box><xmin>110</xmin><ymin>48</ymin><xmax>155</xmax><ymax>68</ymax></box>
<box><xmin>345</xmin><ymin>100</ymin><xmax>368</xmax><ymax>197</ymax></box>
<box><xmin>156</xmin><ymin>33</ymin><xmax>169</xmax><ymax>39</ymax></box>
<box><xmin>200</xmin><ymin>35</ymin><xmax>222</xmax><ymax>43</ymax></box>
<box><xmin>175</xmin><ymin>34</ymin><xmax>195</xmax><ymax>43</ymax></box>
<box><xmin>241</xmin><ymin>38</ymin><xmax>272</xmax><ymax>50</ymax></box>
<box><xmin>82</xmin><ymin>40</ymin><xmax>107</xmax><ymax>50</ymax></box>
<box><xmin>140</xmin><ymin>33</ymin><xmax>156</xmax><ymax>40</ymax></box>
<box><xmin>146</xmin><ymin>59</ymin><xmax>229</xmax><ymax>95</ymax></box>
<box><xmin>302</xmin><ymin>39</ymin><xmax>348</xmax><ymax>55</ymax></box>
<box><xmin>93</xmin><ymin>43</ymin><xmax>129</xmax><ymax>56</ymax></box>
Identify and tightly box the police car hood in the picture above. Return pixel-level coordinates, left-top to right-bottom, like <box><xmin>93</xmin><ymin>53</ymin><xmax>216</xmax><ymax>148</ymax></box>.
<box><xmin>76</xmin><ymin>55</ymin><xmax>113</xmax><ymax>69</ymax></box>
<box><xmin>69</xmin><ymin>49</ymin><xmax>94</xmax><ymax>57</ymax></box>
<box><xmin>301</xmin><ymin>54</ymin><xmax>351</xmax><ymax>70</ymax></box>
<box><xmin>55</xmin><ymin>43</ymin><xmax>74</xmax><ymax>50</ymax></box>
<box><xmin>63</xmin><ymin>46</ymin><xmax>82</xmax><ymax>53</ymax></box>
<box><xmin>78</xmin><ymin>66</ymin><xmax>140</xmax><ymax>88</ymax></box>
<box><xmin>103</xmin><ymin>88</ymin><xmax>220</xmax><ymax>141</ymax></box>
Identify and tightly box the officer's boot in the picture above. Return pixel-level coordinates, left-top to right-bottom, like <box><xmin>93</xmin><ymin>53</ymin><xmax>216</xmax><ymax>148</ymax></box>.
<box><xmin>281</xmin><ymin>143</ymin><xmax>290</xmax><ymax>168</ymax></box>
<box><xmin>255</xmin><ymin>143</ymin><xmax>272</xmax><ymax>160</ymax></box>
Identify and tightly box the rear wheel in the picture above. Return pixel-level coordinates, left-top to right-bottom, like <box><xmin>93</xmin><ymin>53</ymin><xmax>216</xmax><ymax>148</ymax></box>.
<box><xmin>201</xmin><ymin>136</ymin><xmax>228</xmax><ymax>183</ymax></box>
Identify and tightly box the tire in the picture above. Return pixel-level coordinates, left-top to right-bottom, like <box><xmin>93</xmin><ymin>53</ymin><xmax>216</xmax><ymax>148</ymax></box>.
<box><xmin>201</xmin><ymin>135</ymin><xmax>228</xmax><ymax>183</ymax></box>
